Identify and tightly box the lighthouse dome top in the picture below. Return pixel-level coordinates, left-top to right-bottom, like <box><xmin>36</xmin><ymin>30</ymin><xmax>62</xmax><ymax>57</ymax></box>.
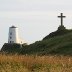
<box><xmin>10</xmin><ymin>25</ymin><xmax>17</xmax><ymax>28</ymax></box>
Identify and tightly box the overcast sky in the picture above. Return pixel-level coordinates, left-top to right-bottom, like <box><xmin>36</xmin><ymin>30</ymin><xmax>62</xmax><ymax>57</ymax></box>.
<box><xmin>0</xmin><ymin>0</ymin><xmax>72</xmax><ymax>49</ymax></box>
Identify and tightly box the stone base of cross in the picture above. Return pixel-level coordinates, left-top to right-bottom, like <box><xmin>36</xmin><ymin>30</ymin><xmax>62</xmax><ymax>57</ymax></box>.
<box><xmin>58</xmin><ymin>25</ymin><xmax>66</xmax><ymax>31</ymax></box>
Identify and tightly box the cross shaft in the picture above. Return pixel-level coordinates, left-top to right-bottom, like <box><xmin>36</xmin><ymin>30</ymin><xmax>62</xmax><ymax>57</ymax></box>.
<box><xmin>58</xmin><ymin>13</ymin><xmax>66</xmax><ymax>26</ymax></box>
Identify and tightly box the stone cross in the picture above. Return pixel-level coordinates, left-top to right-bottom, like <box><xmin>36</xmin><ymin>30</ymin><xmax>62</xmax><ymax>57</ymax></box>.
<box><xmin>58</xmin><ymin>13</ymin><xmax>66</xmax><ymax>26</ymax></box>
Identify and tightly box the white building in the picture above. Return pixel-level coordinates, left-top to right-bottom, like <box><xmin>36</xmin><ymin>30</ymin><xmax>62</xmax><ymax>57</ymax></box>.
<box><xmin>8</xmin><ymin>26</ymin><xmax>24</xmax><ymax>44</ymax></box>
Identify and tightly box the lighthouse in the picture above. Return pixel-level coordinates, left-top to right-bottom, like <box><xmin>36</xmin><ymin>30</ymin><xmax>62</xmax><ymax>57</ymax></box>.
<box><xmin>1</xmin><ymin>25</ymin><xmax>25</xmax><ymax>53</ymax></box>
<box><xmin>8</xmin><ymin>26</ymin><xmax>20</xmax><ymax>44</ymax></box>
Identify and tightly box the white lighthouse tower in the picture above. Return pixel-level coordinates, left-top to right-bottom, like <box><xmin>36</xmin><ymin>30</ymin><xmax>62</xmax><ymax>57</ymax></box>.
<box><xmin>8</xmin><ymin>26</ymin><xmax>20</xmax><ymax>44</ymax></box>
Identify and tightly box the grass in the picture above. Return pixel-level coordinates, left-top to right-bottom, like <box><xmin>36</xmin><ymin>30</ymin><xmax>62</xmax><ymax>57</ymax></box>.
<box><xmin>0</xmin><ymin>54</ymin><xmax>72</xmax><ymax>72</ymax></box>
<box><xmin>2</xmin><ymin>31</ymin><xmax>72</xmax><ymax>55</ymax></box>
<box><xmin>19</xmin><ymin>32</ymin><xmax>72</xmax><ymax>55</ymax></box>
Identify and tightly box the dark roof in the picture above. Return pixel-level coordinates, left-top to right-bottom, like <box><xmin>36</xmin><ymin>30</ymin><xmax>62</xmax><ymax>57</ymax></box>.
<box><xmin>10</xmin><ymin>26</ymin><xmax>17</xmax><ymax>28</ymax></box>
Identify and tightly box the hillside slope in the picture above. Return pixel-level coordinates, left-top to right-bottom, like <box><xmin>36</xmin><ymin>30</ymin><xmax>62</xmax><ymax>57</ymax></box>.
<box><xmin>1</xmin><ymin>29</ymin><xmax>72</xmax><ymax>55</ymax></box>
<box><xmin>20</xmin><ymin>30</ymin><xmax>72</xmax><ymax>55</ymax></box>
<box><xmin>43</xmin><ymin>25</ymin><xmax>72</xmax><ymax>39</ymax></box>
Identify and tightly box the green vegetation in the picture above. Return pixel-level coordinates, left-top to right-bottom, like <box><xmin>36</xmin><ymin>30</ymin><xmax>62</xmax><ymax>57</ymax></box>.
<box><xmin>20</xmin><ymin>30</ymin><xmax>72</xmax><ymax>55</ymax></box>
<box><xmin>43</xmin><ymin>26</ymin><xmax>72</xmax><ymax>39</ymax></box>
<box><xmin>1</xmin><ymin>27</ymin><xmax>72</xmax><ymax>72</ymax></box>
<box><xmin>1</xmin><ymin>43</ymin><xmax>21</xmax><ymax>54</ymax></box>
<box><xmin>1</xmin><ymin>29</ymin><xmax>72</xmax><ymax>55</ymax></box>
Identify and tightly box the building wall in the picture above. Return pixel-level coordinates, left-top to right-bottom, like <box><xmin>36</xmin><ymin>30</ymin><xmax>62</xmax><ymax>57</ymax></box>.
<box><xmin>8</xmin><ymin>27</ymin><xmax>20</xmax><ymax>43</ymax></box>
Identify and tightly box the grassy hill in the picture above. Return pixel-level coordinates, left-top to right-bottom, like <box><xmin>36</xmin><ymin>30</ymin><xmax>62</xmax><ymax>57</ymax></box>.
<box><xmin>1</xmin><ymin>43</ymin><xmax>21</xmax><ymax>54</ymax></box>
<box><xmin>1</xmin><ymin>27</ymin><xmax>72</xmax><ymax>55</ymax></box>
<box><xmin>20</xmin><ymin>30</ymin><xmax>72</xmax><ymax>55</ymax></box>
<box><xmin>43</xmin><ymin>25</ymin><xmax>72</xmax><ymax>39</ymax></box>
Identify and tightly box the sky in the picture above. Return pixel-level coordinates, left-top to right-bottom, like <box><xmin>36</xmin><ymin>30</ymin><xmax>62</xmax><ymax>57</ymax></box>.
<box><xmin>0</xmin><ymin>0</ymin><xmax>72</xmax><ymax>49</ymax></box>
